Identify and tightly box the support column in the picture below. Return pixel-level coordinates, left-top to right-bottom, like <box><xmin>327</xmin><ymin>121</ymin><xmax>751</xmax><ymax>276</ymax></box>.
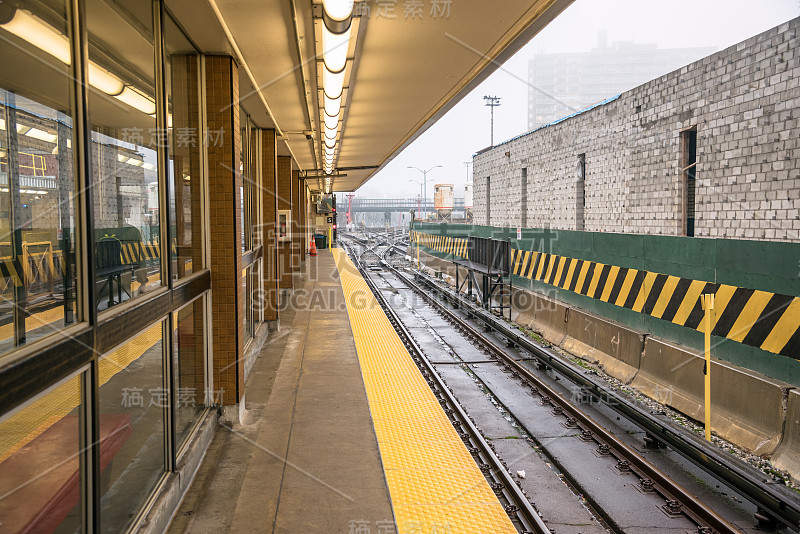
<box><xmin>277</xmin><ymin>156</ymin><xmax>293</xmax><ymax>289</ymax></box>
<box><xmin>291</xmin><ymin>170</ymin><xmax>302</xmax><ymax>271</ymax></box>
<box><xmin>260</xmin><ymin>129</ymin><xmax>279</xmax><ymax>321</ymax></box>
<box><xmin>204</xmin><ymin>55</ymin><xmax>243</xmax><ymax>406</ymax></box>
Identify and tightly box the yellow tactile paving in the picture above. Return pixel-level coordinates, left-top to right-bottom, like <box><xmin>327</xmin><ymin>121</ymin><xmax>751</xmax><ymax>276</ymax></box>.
<box><xmin>332</xmin><ymin>248</ymin><xmax>516</xmax><ymax>534</ymax></box>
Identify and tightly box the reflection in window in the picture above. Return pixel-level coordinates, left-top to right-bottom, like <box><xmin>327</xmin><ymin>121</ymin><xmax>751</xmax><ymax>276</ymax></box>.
<box><xmin>174</xmin><ymin>298</ymin><xmax>206</xmax><ymax>449</ymax></box>
<box><xmin>88</xmin><ymin>0</ymin><xmax>161</xmax><ymax>312</ymax></box>
<box><xmin>0</xmin><ymin>373</ymin><xmax>82</xmax><ymax>533</ymax></box>
<box><xmin>165</xmin><ymin>15</ymin><xmax>203</xmax><ymax>279</ymax></box>
<box><xmin>0</xmin><ymin>1</ymin><xmax>77</xmax><ymax>356</ymax></box>
<box><xmin>99</xmin><ymin>323</ymin><xmax>164</xmax><ymax>532</ymax></box>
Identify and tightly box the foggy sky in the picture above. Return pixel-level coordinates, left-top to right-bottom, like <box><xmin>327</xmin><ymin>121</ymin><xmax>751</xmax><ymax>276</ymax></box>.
<box><xmin>356</xmin><ymin>0</ymin><xmax>799</xmax><ymax>200</ymax></box>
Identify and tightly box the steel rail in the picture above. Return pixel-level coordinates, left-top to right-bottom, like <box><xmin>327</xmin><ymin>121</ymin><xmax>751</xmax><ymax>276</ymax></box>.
<box><xmin>342</xmin><ymin>240</ymin><xmax>551</xmax><ymax>534</ymax></box>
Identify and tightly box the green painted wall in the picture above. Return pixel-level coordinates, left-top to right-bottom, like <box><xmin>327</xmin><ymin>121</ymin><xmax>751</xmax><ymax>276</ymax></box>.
<box><xmin>414</xmin><ymin>222</ymin><xmax>800</xmax><ymax>386</ymax></box>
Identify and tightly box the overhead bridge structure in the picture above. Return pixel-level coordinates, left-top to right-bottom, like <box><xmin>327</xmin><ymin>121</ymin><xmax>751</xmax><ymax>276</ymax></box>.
<box><xmin>348</xmin><ymin>197</ymin><xmax>466</xmax><ymax>214</ymax></box>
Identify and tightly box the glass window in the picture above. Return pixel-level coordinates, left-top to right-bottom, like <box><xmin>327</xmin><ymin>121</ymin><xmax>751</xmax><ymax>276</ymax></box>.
<box><xmin>239</xmin><ymin>108</ymin><xmax>248</xmax><ymax>252</ymax></box>
<box><xmin>174</xmin><ymin>298</ymin><xmax>206</xmax><ymax>449</ymax></box>
<box><xmin>165</xmin><ymin>14</ymin><xmax>202</xmax><ymax>280</ymax></box>
<box><xmin>0</xmin><ymin>373</ymin><xmax>82</xmax><ymax>533</ymax></box>
<box><xmin>99</xmin><ymin>322</ymin><xmax>165</xmax><ymax>532</ymax></box>
<box><xmin>87</xmin><ymin>0</ymin><xmax>162</xmax><ymax>312</ymax></box>
<box><xmin>0</xmin><ymin>2</ymin><xmax>78</xmax><ymax>356</ymax></box>
<box><xmin>244</xmin><ymin>265</ymin><xmax>253</xmax><ymax>343</ymax></box>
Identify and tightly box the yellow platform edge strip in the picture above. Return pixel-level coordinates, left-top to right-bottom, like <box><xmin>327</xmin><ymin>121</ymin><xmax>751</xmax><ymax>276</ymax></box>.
<box><xmin>332</xmin><ymin>248</ymin><xmax>515</xmax><ymax>534</ymax></box>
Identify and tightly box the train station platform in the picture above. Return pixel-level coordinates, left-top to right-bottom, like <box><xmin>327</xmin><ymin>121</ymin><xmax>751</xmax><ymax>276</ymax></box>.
<box><xmin>169</xmin><ymin>249</ymin><xmax>514</xmax><ymax>534</ymax></box>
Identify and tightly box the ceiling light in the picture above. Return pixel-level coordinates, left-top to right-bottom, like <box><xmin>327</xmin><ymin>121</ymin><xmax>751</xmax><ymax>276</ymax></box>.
<box><xmin>324</xmin><ymin>112</ymin><xmax>338</xmax><ymax>130</ymax></box>
<box><xmin>324</xmin><ymin>94</ymin><xmax>342</xmax><ymax>117</ymax></box>
<box><xmin>88</xmin><ymin>63</ymin><xmax>124</xmax><ymax>95</ymax></box>
<box><xmin>323</xmin><ymin>67</ymin><xmax>345</xmax><ymax>99</ymax></box>
<box><xmin>117</xmin><ymin>153</ymin><xmax>128</xmax><ymax>162</ymax></box>
<box><xmin>127</xmin><ymin>158</ymin><xmax>143</xmax><ymax>167</ymax></box>
<box><xmin>142</xmin><ymin>162</ymin><xmax>156</xmax><ymax>171</ymax></box>
<box><xmin>322</xmin><ymin>0</ymin><xmax>354</xmax><ymax>22</ymax></box>
<box><xmin>322</xmin><ymin>24</ymin><xmax>350</xmax><ymax>73</ymax></box>
<box><xmin>25</xmin><ymin>128</ymin><xmax>57</xmax><ymax>143</ymax></box>
<box><xmin>324</xmin><ymin>136</ymin><xmax>336</xmax><ymax>149</ymax></box>
<box><xmin>0</xmin><ymin>9</ymin><xmax>71</xmax><ymax>65</ymax></box>
<box><xmin>115</xmin><ymin>86</ymin><xmax>156</xmax><ymax>115</ymax></box>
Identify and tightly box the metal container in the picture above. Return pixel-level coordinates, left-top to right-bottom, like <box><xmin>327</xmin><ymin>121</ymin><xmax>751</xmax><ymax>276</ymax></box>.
<box><xmin>434</xmin><ymin>183</ymin><xmax>454</xmax><ymax>210</ymax></box>
<box><xmin>434</xmin><ymin>183</ymin><xmax>454</xmax><ymax>221</ymax></box>
<box><xmin>464</xmin><ymin>181</ymin><xmax>473</xmax><ymax>209</ymax></box>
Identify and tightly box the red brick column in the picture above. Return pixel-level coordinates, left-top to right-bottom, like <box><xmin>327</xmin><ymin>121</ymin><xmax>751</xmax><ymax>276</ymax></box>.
<box><xmin>260</xmin><ymin>129</ymin><xmax>279</xmax><ymax>321</ymax></box>
<box><xmin>204</xmin><ymin>55</ymin><xmax>243</xmax><ymax>405</ymax></box>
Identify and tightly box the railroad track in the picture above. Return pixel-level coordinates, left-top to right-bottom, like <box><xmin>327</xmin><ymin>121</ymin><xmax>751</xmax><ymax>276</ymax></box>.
<box><xmin>379</xmin><ymin>241</ymin><xmax>800</xmax><ymax>533</ymax></box>
<box><xmin>343</xmin><ymin>239</ymin><xmax>552</xmax><ymax>534</ymax></box>
<box><xmin>341</xmin><ymin>236</ymin><xmax>800</xmax><ymax>534</ymax></box>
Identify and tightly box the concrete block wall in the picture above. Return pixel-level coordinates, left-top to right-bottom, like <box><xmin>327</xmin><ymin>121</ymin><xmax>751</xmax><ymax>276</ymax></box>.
<box><xmin>474</xmin><ymin>18</ymin><xmax>800</xmax><ymax>242</ymax></box>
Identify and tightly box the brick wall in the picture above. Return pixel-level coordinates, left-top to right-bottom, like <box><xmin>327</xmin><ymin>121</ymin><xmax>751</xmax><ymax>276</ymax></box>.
<box><xmin>260</xmin><ymin>129</ymin><xmax>279</xmax><ymax>321</ymax></box>
<box><xmin>474</xmin><ymin>18</ymin><xmax>800</xmax><ymax>242</ymax></box>
<box><xmin>205</xmin><ymin>55</ymin><xmax>243</xmax><ymax>405</ymax></box>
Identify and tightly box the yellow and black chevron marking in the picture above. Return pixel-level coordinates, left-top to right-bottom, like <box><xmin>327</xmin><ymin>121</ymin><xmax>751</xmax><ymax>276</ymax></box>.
<box><xmin>413</xmin><ymin>231</ymin><xmax>799</xmax><ymax>359</ymax></box>
<box><xmin>120</xmin><ymin>241</ymin><xmax>162</xmax><ymax>265</ymax></box>
<box><xmin>0</xmin><ymin>239</ymin><xmax>168</xmax><ymax>287</ymax></box>
<box><xmin>0</xmin><ymin>258</ymin><xmax>23</xmax><ymax>287</ymax></box>
<box><xmin>412</xmin><ymin>231</ymin><xmax>468</xmax><ymax>258</ymax></box>
<box><xmin>507</xmin><ymin>248</ymin><xmax>800</xmax><ymax>359</ymax></box>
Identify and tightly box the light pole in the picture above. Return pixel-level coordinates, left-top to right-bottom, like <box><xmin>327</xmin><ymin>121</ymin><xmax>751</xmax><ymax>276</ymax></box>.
<box><xmin>483</xmin><ymin>95</ymin><xmax>501</xmax><ymax>146</ymax></box>
<box><xmin>408</xmin><ymin>165</ymin><xmax>442</xmax><ymax>220</ymax></box>
<box><xmin>408</xmin><ymin>179</ymin><xmax>422</xmax><ymax>219</ymax></box>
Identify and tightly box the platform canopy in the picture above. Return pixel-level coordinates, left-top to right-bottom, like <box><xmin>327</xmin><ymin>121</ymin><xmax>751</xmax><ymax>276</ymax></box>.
<box><xmin>169</xmin><ymin>0</ymin><xmax>572</xmax><ymax>192</ymax></box>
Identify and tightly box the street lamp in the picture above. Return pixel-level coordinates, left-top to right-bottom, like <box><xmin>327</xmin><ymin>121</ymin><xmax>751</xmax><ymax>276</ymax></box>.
<box><xmin>407</xmin><ymin>165</ymin><xmax>442</xmax><ymax>220</ymax></box>
<box><xmin>408</xmin><ymin>179</ymin><xmax>422</xmax><ymax>219</ymax></box>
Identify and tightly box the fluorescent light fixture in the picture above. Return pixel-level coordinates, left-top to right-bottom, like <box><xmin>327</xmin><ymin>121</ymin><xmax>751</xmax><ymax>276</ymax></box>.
<box><xmin>322</xmin><ymin>0</ymin><xmax>354</xmax><ymax>22</ymax></box>
<box><xmin>142</xmin><ymin>162</ymin><xmax>156</xmax><ymax>171</ymax></box>
<box><xmin>25</xmin><ymin>128</ymin><xmax>58</xmax><ymax>143</ymax></box>
<box><xmin>16</xmin><ymin>124</ymin><xmax>30</xmax><ymax>135</ymax></box>
<box><xmin>88</xmin><ymin>63</ymin><xmax>124</xmax><ymax>95</ymax></box>
<box><xmin>115</xmin><ymin>86</ymin><xmax>156</xmax><ymax>115</ymax></box>
<box><xmin>0</xmin><ymin>9</ymin><xmax>157</xmax><ymax>119</ymax></box>
<box><xmin>117</xmin><ymin>153</ymin><xmax>128</xmax><ymax>162</ymax></box>
<box><xmin>322</xmin><ymin>24</ymin><xmax>350</xmax><ymax>73</ymax></box>
<box><xmin>0</xmin><ymin>119</ymin><xmax>5</xmax><ymax>130</ymax></box>
<box><xmin>0</xmin><ymin>9</ymin><xmax>71</xmax><ymax>65</ymax></box>
<box><xmin>324</xmin><ymin>94</ymin><xmax>342</xmax><ymax>117</ymax></box>
<box><xmin>324</xmin><ymin>112</ymin><xmax>339</xmax><ymax>130</ymax></box>
<box><xmin>127</xmin><ymin>158</ymin><xmax>143</xmax><ymax>167</ymax></box>
<box><xmin>323</xmin><ymin>67</ymin><xmax>345</xmax><ymax>99</ymax></box>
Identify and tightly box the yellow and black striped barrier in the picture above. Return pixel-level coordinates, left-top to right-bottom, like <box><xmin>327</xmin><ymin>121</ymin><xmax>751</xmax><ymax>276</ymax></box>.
<box><xmin>412</xmin><ymin>231</ymin><xmax>799</xmax><ymax>359</ymax></box>
<box><xmin>412</xmin><ymin>231</ymin><xmax>468</xmax><ymax>258</ymax></box>
<box><xmin>507</xmin><ymin>248</ymin><xmax>799</xmax><ymax>359</ymax></box>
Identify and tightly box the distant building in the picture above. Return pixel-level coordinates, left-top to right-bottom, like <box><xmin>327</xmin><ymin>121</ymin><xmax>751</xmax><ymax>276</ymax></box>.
<box><xmin>528</xmin><ymin>31</ymin><xmax>715</xmax><ymax>129</ymax></box>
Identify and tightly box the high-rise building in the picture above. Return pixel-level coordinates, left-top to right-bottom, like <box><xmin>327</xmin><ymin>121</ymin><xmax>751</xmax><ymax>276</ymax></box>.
<box><xmin>528</xmin><ymin>31</ymin><xmax>715</xmax><ymax>129</ymax></box>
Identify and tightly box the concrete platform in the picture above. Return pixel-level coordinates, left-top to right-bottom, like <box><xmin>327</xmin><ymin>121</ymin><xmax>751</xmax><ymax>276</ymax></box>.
<box><xmin>169</xmin><ymin>251</ymin><xmax>393</xmax><ymax>533</ymax></box>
